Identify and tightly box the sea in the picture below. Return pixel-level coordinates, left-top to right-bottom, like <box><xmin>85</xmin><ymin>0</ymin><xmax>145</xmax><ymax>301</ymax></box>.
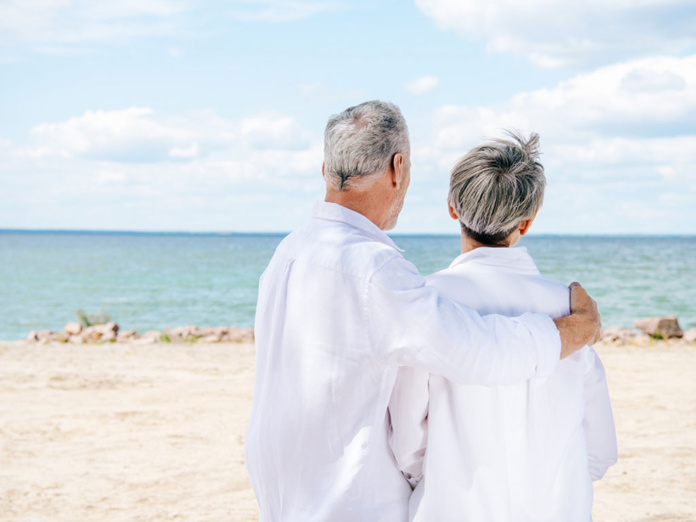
<box><xmin>0</xmin><ymin>231</ymin><xmax>694</xmax><ymax>341</ymax></box>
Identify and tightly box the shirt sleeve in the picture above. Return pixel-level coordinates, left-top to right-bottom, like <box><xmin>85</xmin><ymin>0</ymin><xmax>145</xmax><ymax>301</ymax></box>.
<box><xmin>366</xmin><ymin>256</ymin><xmax>561</xmax><ymax>385</ymax></box>
<box><xmin>582</xmin><ymin>346</ymin><xmax>618</xmax><ymax>480</ymax></box>
<box><xmin>388</xmin><ymin>366</ymin><xmax>430</xmax><ymax>488</ymax></box>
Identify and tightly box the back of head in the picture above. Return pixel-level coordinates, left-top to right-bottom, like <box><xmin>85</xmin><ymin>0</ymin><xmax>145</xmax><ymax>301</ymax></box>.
<box><xmin>324</xmin><ymin>100</ymin><xmax>410</xmax><ymax>191</ymax></box>
<box><xmin>449</xmin><ymin>131</ymin><xmax>546</xmax><ymax>245</ymax></box>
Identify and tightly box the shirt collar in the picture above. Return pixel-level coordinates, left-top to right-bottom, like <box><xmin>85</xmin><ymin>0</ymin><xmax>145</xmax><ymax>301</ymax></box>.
<box><xmin>448</xmin><ymin>246</ymin><xmax>540</xmax><ymax>274</ymax></box>
<box><xmin>312</xmin><ymin>201</ymin><xmax>404</xmax><ymax>252</ymax></box>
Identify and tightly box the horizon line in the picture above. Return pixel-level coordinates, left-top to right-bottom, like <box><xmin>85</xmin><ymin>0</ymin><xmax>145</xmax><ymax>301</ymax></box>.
<box><xmin>1</xmin><ymin>228</ymin><xmax>695</xmax><ymax>239</ymax></box>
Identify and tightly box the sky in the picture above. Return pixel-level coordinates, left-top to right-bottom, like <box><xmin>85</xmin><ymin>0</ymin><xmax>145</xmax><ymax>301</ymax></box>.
<box><xmin>1</xmin><ymin>0</ymin><xmax>695</xmax><ymax>235</ymax></box>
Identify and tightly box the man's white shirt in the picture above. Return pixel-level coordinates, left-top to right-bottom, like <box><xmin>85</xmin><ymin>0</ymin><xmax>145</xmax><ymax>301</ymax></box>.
<box><xmin>389</xmin><ymin>246</ymin><xmax>618</xmax><ymax>522</ymax></box>
<box><xmin>245</xmin><ymin>202</ymin><xmax>563</xmax><ymax>522</ymax></box>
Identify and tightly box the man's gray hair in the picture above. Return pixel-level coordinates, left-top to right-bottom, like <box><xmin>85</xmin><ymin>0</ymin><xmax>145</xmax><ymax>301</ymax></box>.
<box><xmin>324</xmin><ymin>100</ymin><xmax>410</xmax><ymax>191</ymax></box>
<box><xmin>448</xmin><ymin>131</ymin><xmax>546</xmax><ymax>245</ymax></box>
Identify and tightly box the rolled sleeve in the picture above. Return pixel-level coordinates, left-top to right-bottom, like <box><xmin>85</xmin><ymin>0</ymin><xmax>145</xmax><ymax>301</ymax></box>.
<box><xmin>366</xmin><ymin>256</ymin><xmax>561</xmax><ymax>385</ymax></box>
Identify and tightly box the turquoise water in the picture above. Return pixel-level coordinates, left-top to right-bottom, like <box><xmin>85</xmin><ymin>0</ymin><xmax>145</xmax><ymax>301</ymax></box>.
<box><xmin>0</xmin><ymin>231</ymin><xmax>694</xmax><ymax>340</ymax></box>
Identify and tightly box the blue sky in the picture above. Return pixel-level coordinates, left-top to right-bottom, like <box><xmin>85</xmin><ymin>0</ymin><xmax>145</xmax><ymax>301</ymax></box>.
<box><xmin>1</xmin><ymin>0</ymin><xmax>695</xmax><ymax>234</ymax></box>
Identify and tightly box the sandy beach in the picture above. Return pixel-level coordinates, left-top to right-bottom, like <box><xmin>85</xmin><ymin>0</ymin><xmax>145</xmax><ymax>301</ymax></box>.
<box><xmin>1</xmin><ymin>340</ymin><xmax>695</xmax><ymax>521</ymax></box>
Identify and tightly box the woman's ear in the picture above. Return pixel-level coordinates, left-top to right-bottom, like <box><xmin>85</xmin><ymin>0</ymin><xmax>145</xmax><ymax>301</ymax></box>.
<box><xmin>518</xmin><ymin>218</ymin><xmax>533</xmax><ymax>236</ymax></box>
<box><xmin>448</xmin><ymin>202</ymin><xmax>458</xmax><ymax>220</ymax></box>
<box><xmin>518</xmin><ymin>209</ymin><xmax>539</xmax><ymax>237</ymax></box>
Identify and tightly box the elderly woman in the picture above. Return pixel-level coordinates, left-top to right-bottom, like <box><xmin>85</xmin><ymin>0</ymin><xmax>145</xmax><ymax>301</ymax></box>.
<box><xmin>388</xmin><ymin>132</ymin><xmax>617</xmax><ymax>522</ymax></box>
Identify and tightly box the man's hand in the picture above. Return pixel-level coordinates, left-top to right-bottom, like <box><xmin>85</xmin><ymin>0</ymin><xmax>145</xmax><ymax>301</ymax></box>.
<box><xmin>553</xmin><ymin>282</ymin><xmax>602</xmax><ymax>359</ymax></box>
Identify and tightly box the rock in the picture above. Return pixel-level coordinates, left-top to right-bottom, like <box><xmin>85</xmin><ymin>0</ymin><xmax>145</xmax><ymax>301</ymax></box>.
<box><xmin>82</xmin><ymin>326</ymin><xmax>102</xmax><ymax>342</ymax></box>
<box><xmin>201</xmin><ymin>333</ymin><xmax>221</xmax><ymax>343</ymax></box>
<box><xmin>600</xmin><ymin>326</ymin><xmax>636</xmax><ymax>344</ymax></box>
<box><xmin>684</xmin><ymin>328</ymin><xmax>696</xmax><ymax>344</ymax></box>
<box><xmin>182</xmin><ymin>325</ymin><xmax>199</xmax><ymax>340</ymax></box>
<box><xmin>100</xmin><ymin>321</ymin><xmax>119</xmax><ymax>334</ymax></box>
<box><xmin>36</xmin><ymin>330</ymin><xmax>53</xmax><ymax>342</ymax></box>
<box><xmin>64</xmin><ymin>322</ymin><xmax>82</xmax><ymax>335</ymax></box>
<box><xmin>141</xmin><ymin>330</ymin><xmax>163</xmax><ymax>343</ymax></box>
<box><xmin>38</xmin><ymin>331</ymin><xmax>61</xmax><ymax>344</ymax></box>
<box><xmin>633</xmin><ymin>316</ymin><xmax>683</xmax><ymax>339</ymax></box>
<box><xmin>117</xmin><ymin>330</ymin><xmax>137</xmax><ymax>342</ymax></box>
<box><xmin>100</xmin><ymin>330</ymin><xmax>116</xmax><ymax>342</ymax></box>
<box><xmin>632</xmin><ymin>334</ymin><xmax>652</xmax><ymax>346</ymax></box>
<box><xmin>166</xmin><ymin>326</ymin><xmax>186</xmax><ymax>341</ymax></box>
<box><xmin>70</xmin><ymin>334</ymin><xmax>84</xmax><ymax>344</ymax></box>
<box><xmin>27</xmin><ymin>331</ymin><xmax>39</xmax><ymax>342</ymax></box>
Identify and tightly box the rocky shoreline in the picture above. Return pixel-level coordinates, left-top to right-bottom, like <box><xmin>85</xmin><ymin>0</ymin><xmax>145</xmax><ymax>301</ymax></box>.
<box><xmin>26</xmin><ymin>323</ymin><xmax>254</xmax><ymax>344</ymax></box>
<box><xmin>600</xmin><ymin>315</ymin><xmax>696</xmax><ymax>345</ymax></box>
<box><xmin>22</xmin><ymin>314</ymin><xmax>696</xmax><ymax>346</ymax></box>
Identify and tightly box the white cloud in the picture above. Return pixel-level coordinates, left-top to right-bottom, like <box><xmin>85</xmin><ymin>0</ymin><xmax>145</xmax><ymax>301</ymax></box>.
<box><xmin>0</xmin><ymin>0</ymin><xmax>185</xmax><ymax>45</ymax></box>
<box><xmin>226</xmin><ymin>0</ymin><xmax>339</xmax><ymax>22</ymax></box>
<box><xmin>427</xmin><ymin>55</ymin><xmax>696</xmax><ymax>158</ymax></box>
<box><xmin>169</xmin><ymin>143</ymin><xmax>200</xmax><ymax>159</ymax></box>
<box><xmin>241</xmin><ymin>115</ymin><xmax>311</xmax><ymax>150</ymax></box>
<box><xmin>29</xmin><ymin>107</ymin><xmax>237</xmax><ymax>162</ymax></box>
<box><xmin>404</xmin><ymin>75</ymin><xmax>440</xmax><ymax>95</ymax></box>
<box><xmin>409</xmin><ymin>54</ymin><xmax>696</xmax><ymax>234</ymax></box>
<box><xmin>27</xmin><ymin>107</ymin><xmax>315</xmax><ymax>163</ymax></box>
<box><xmin>96</xmin><ymin>170</ymin><xmax>128</xmax><ymax>185</ymax></box>
<box><xmin>0</xmin><ymin>0</ymin><xmax>339</xmax><ymax>50</ymax></box>
<box><xmin>0</xmin><ymin>107</ymin><xmax>325</xmax><ymax>231</ymax></box>
<box><xmin>27</xmin><ymin>107</ymin><xmax>318</xmax><ymax>164</ymax></box>
<box><xmin>416</xmin><ymin>0</ymin><xmax>696</xmax><ymax>68</ymax></box>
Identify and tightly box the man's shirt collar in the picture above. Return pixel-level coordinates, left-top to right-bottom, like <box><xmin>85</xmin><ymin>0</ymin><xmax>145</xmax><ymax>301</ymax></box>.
<box><xmin>312</xmin><ymin>201</ymin><xmax>404</xmax><ymax>252</ymax></box>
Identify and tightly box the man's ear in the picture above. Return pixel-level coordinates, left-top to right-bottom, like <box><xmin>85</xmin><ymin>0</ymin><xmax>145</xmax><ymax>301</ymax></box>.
<box><xmin>391</xmin><ymin>153</ymin><xmax>405</xmax><ymax>188</ymax></box>
<box><xmin>322</xmin><ymin>162</ymin><xmax>325</xmax><ymax>179</ymax></box>
<box><xmin>448</xmin><ymin>202</ymin><xmax>458</xmax><ymax>220</ymax></box>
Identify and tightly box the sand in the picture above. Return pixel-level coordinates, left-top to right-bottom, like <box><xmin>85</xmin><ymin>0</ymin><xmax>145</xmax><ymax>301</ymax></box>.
<box><xmin>1</xmin><ymin>340</ymin><xmax>695</xmax><ymax>521</ymax></box>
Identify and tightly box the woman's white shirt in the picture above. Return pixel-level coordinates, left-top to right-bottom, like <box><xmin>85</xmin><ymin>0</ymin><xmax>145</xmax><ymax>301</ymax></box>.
<box><xmin>389</xmin><ymin>246</ymin><xmax>618</xmax><ymax>522</ymax></box>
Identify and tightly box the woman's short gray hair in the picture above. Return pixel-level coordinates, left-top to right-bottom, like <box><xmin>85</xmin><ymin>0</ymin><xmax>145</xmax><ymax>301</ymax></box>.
<box><xmin>324</xmin><ymin>100</ymin><xmax>410</xmax><ymax>191</ymax></box>
<box><xmin>448</xmin><ymin>131</ymin><xmax>546</xmax><ymax>245</ymax></box>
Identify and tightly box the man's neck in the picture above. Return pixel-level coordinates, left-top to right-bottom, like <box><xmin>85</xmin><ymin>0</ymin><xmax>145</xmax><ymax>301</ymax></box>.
<box><xmin>325</xmin><ymin>182</ymin><xmax>393</xmax><ymax>230</ymax></box>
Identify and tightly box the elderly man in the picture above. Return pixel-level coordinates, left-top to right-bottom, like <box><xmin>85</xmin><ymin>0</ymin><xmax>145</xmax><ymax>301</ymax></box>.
<box><xmin>245</xmin><ymin>101</ymin><xmax>601</xmax><ymax>522</ymax></box>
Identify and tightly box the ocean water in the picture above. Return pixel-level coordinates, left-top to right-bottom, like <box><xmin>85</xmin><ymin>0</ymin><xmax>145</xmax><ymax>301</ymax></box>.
<box><xmin>0</xmin><ymin>231</ymin><xmax>694</xmax><ymax>340</ymax></box>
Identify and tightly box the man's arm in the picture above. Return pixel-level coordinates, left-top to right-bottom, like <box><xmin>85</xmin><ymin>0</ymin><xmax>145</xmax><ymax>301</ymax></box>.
<box><xmin>367</xmin><ymin>258</ymin><xmax>601</xmax><ymax>385</ymax></box>
<box><xmin>554</xmin><ymin>282</ymin><xmax>602</xmax><ymax>359</ymax></box>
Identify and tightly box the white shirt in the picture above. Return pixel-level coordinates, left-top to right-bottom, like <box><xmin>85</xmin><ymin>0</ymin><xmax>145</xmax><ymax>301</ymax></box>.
<box><xmin>245</xmin><ymin>203</ymin><xmax>562</xmax><ymax>522</ymax></box>
<box><xmin>389</xmin><ymin>247</ymin><xmax>618</xmax><ymax>522</ymax></box>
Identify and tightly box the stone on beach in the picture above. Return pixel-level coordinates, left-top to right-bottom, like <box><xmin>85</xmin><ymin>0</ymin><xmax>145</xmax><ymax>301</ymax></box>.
<box><xmin>24</xmin><ymin>324</ymin><xmax>257</xmax><ymax>345</ymax></box>
<box><xmin>117</xmin><ymin>330</ymin><xmax>137</xmax><ymax>342</ymax></box>
<box><xmin>64</xmin><ymin>322</ymin><xmax>82</xmax><ymax>335</ymax></box>
<box><xmin>33</xmin><ymin>330</ymin><xmax>55</xmax><ymax>343</ymax></box>
<box><xmin>100</xmin><ymin>321</ymin><xmax>119</xmax><ymax>334</ymax></box>
<box><xmin>135</xmin><ymin>330</ymin><xmax>163</xmax><ymax>344</ymax></box>
<box><xmin>684</xmin><ymin>328</ymin><xmax>696</xmax><ymax>344</ymax></box>
<box><xmin>82</xmin><ymin>326</ymin><xmax>102</xmax><ymax>342</ymax></box>
<box><xmin>633</xmin><ymin>316</ymin><xmax>684</xmax><ymax>339</ymax></box>
<box><xmin>601</xmin><ymin>326</ymin><xmax>637</xmax><ymax>344</ymax></box>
